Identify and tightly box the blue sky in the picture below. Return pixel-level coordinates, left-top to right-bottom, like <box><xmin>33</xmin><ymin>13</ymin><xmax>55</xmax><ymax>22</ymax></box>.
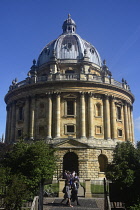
<box><xmin>0</xmin><ymin>0</ymin><xmax>140</xmax><ymax>142</ymax></box>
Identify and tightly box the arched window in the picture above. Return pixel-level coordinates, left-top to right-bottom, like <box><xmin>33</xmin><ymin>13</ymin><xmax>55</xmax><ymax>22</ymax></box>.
<box><xmin>98</xmin><ymin>154</ymin><xmax>108</xmax><ymax>172</ymax></box>
<box><xmin>96</xmin><ymin>103</ymin><xmax>101</xmax><ymax>117</ymax></box>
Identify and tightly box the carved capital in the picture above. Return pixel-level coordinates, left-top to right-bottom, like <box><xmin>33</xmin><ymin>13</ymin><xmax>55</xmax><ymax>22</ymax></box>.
<box><xmin>88</xmin><ymin>92</ymin><xmax>94</xmax><ymax>98</ymax></box>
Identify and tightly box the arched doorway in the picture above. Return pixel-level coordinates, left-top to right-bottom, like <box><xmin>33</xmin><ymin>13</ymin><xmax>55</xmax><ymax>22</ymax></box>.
<box><xmin>98</xmin><ymin>154</ymin><xmax>108</xmax><ymax>172</ymax></box>
<box><xmin>63</xmin><ymin>152</ymin><xmax>79</xmax><ymax>175</ymax></box>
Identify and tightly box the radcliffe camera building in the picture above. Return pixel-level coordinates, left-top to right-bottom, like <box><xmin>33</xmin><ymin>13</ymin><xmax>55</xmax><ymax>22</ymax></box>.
<box><xmin>5</xmin><ymin>15</ymin><xmax>135</xmax><ymax>180</ymax></box>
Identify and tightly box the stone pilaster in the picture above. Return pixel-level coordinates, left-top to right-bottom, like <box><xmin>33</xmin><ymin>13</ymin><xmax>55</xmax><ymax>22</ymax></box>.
<box><xmin>55</xmin><ymin>93</ymin><xmax>61</xmax><ymax>138</ymax></box>
<box><xmin>88</xmin><ymin>92</ymin><xmax>94</xmax><ymax>138</ymax></box>
<box><xmin>80</xmin><ymin>92</ymin><xmax>86</xmax><ymax>138</ymax></box>
<box><xmin>104</xmin><ymin>95</ymin><xmax>111</xmax><ymax>139</ymax></box>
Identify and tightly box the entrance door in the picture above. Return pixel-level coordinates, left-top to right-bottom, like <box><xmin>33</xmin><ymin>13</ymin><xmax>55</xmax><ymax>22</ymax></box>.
<box><xmin>63</xmin><ymin>152</ymin><xmax>79</xmax><ymax>174</ymax></box>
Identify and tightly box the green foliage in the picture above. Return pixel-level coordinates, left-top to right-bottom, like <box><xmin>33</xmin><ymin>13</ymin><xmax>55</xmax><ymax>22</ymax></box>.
<box><xmin>0</xmin><ymin>140</ymin><xmax>56</xmax><ymax>209</ymax></box>
<box><xmin>4</xmin><ymin>174</ymin><xmax>31</xmax><ymax>210</ymax></box>
<box><xmin>129</xmin><ymin>203</ymin><xmax>140</xmax><ymax>210</ymax></box>
<box><xmin>106</xmin><ymin>141</ymin><xmax>140</xmax><ymax>207</ymax></box>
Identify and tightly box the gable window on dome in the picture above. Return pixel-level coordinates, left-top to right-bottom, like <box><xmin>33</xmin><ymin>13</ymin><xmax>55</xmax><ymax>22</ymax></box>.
<box><xmin>68</xmin><ymin>43</ymin><xmax>72</xmax><ymax>50</ymax></box>
<box><xmin>44</xmin><ymin>48</ymin><xmax>50</xmax><ymax>55</ymax></box>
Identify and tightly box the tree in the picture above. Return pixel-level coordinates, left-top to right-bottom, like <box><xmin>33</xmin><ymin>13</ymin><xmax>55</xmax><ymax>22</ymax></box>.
<box><xmin>0</xmin><ymin>140</ymin><xmax>56</xmax><ymax>210</ymax></box>
<box><xmin>106</xmin><ymin>141</ymin><xmax>140</xmax><ymax>207</ymax></box>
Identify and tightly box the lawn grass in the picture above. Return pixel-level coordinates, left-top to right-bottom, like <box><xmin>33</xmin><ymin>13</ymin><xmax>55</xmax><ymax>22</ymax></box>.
<box><xmin>44</xmin><ymin>182</ymin><xmax>104</xmax><ymax>195</ymax></box>
<box><xmin>80</xmin><ymin>182</ymin><xmax>104</xmax><ymax>194</ymax></box>
<box><xmin>44</xmin><ymin>183</ymin><xmax>59</xmax><ymax>194</ymax></box>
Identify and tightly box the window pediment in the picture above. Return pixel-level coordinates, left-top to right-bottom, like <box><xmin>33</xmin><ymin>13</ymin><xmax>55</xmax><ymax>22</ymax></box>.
<box><xmin>63</xmin><ymin>94</ymin><xmax>77</xmax><ymax>99</ymax></box>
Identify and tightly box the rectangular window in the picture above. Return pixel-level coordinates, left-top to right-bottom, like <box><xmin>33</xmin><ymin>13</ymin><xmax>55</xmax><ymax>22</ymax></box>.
<box><xmin>118</xmin><ymin>129</ymin><xmax>123</xmax><ymax>137</ymax></box>
<box><xmin>19</xmin><ymin>107</ymin><xmax>24</xmax><ymax>121</ymax></box>
<box><xmin>65</xmin><ymin>124</ymin><xmax>75</xmax><ymax>134</ymax></box>
<box><xmin>117</xmin><ymin>106</ymin><xmax>121</xmax><ymax>120</ymax></box>
<box><xmin>67</xmin><ymin>125</ymin><xmax>74</xmax><ymax>133</ymax></box>
<box><xmin>95</xmin><ymin>126</ymin><xmax>102</xmax><ymax>135</ymax></box>
<box><xmin>17</xmin><ymin>129</ymin><xmax>22</xmax><ymax>138</ymax></box>
<box><xmin>67</xmin><ymin>101</ymin><xmax>74</xmax><ymax>116</ymax></box>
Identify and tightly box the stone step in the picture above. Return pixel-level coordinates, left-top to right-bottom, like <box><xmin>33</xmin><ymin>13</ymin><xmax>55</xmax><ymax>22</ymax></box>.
<box><xmin>43</xmin><ymin>198</ymin><xmax>102</xmax><ymax>209</ymax></box>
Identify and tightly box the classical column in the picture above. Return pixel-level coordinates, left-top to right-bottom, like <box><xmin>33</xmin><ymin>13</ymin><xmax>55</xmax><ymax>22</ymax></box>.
<box><xmin>24</xmin><ymin>97</ymin><xmax>30</xmax><ymax>139</ymax></box>
<box><xmin>7</xmin><ymin>105</ymin><xmax>12</xmax><ymax>142</ymax></box>
<box><xmin>30</xmin><ymin>97</ymin><xmax>35</xmax><ymax>140</ymax></box>
<box><xmin>128</xmin><ymin>104</ymin><xmax>132</xmax><ymax>141</ymax></box>
<box><xmin>88</xmin><ymin>92</ymin><xmax>94</xmax><ymax>138</ymax></box>
<box><xmin>80</xmin><ymin>92</ymin><xmax>86</xmax><ymax>138</ymax></box>
<box><xmin>111</xmin><ymin>96</ymin><xmax>117</xmax><ymax>139</ymax></box>
<box><xmin>104</xmin><ymin>95</ymin><xmax>111</xmax><ymax>139</ymax></box>
<box><xmin>55</xmin><ymin>93</ymin><xmax>60</xmax><ymax>138</ymax></box>
<box><xmin>130</xmin><ymin>106</ymin><xmax>135</xmax><ymax>142</ymax></box>
<box><xmin>47</xmin><ymin>93</ymin><xmax>52</xmax><ymax>139</ymax></box>
<box><xmin>5</xmin><ymin>105</ymin><xmax>10</xmax><ymax>143</ymax></box>
<box><xmin>10</xmin><ymin>101</ymin><xmax>16</xmax><ymax>142</ymax></box>
<box><xmin>124</xmin><ymin>102</ymin><xmax>129</xmax><ymax>141</ymax></box>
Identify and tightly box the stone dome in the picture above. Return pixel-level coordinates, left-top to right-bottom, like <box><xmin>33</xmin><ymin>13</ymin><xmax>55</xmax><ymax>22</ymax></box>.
<box><xmin>37</xmin><ymin>15</ymin><xmax>102</xmax><ymax>67</ymax></box>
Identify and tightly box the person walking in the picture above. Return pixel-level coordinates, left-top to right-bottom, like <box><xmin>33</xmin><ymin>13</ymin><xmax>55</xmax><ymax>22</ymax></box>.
<box><xmin>71</xmin><ymin>179</ymin><xmax>80</xmax><ymax>206</ymax></box>
<box><xmin>61</xmin><ymin>181</ymin><xmax>73</xmax><ymax>207</ymax></box>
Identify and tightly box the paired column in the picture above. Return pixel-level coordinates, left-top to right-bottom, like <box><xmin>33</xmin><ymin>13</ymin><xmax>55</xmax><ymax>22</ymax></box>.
<box><xmin>111</xmin><ymin>96</ymin><xmax>117</xmax><ymax>139</ymax></box>
<box><xmin>10</xmin><ymin>101</ymin><xmax>16</xmax><ymax>142</ymax></box>
<box><xmin>5</xmin><ymin>105</ymin><xmax>11</xmax><ymax>143</ymax></box>
<box><xmin>24</xmin><ymin>97</ymin><xmax>30</xmax><ymax>138</ymax></box>
<box><xmin>128</xmin><ymin>105</ymin><xmax>132</xmax><ymax>141</ymax></box>
<box><xmin>30</xmin><ymin>97</ymin><xmax>35</xmax><ymax>140</ymax></box>
<box><xmin>130</xmin><ymin>106</ymin><xmax>135</xmax><ymax>142</ymax></box>
<box><xmin>55</xmin><ymin>93</ymin><xmax>61</xmax><ymax>138</ymax></box>
<box><xmin>80</xmin><ymin>92</ymin><xmax>86</xmax><ymax>138</ymax></box>
<box><xmin>104</xmin><ymin>95</ymin><xmax>111</xmax><ymax>139</ymax></box>
<box><xmin>124</xmin><ymin>102</ymin><xmax>129</xmax><ymax>141</ymax></box>
<box><xmin>47</xmin><ymin>94</ymin><xmax>52</xmax><ymax>139</ymax></box>
<box><xmin>88</xmin><ymin>93</ymin><xmax>94</xmax><ymax>138</ymax></box>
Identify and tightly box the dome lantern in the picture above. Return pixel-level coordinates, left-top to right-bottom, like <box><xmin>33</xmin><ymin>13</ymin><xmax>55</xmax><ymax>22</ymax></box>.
<box><xmin>62</xmin><ymin>14</ymin><xmax>76</xmax><ymax>34</ymax></box>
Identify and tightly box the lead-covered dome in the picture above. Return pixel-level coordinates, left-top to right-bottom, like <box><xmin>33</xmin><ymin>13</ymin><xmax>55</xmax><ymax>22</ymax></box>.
<box><xmin>37</xmin><ymin>15</ymin><xmax>102</xmax><ymax>67</ymax></box>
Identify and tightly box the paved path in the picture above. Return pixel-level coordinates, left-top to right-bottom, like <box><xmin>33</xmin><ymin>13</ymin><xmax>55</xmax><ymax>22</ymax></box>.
<box><xmin>43</xmin><ymin>198</ymin><xmax>104</xmax><ymax>210</ymax></box>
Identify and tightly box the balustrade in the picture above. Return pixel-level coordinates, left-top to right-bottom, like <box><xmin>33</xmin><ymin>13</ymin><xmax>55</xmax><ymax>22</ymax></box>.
<box><xmin>9</xmin><ymin>73</ymin><xmax>130</xmax><ymax>92</ymax></box>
